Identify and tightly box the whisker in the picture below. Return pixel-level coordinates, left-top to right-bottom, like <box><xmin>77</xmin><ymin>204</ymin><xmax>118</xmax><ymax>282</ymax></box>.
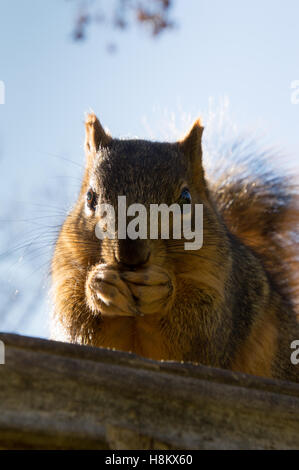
<box><xmin>37</xmin><ymin>150</ymin><xmax>84</xmax><ymax>169</ymax></box>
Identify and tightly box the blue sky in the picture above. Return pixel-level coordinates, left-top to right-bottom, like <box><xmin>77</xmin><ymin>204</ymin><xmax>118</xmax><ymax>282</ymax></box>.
<box><xmin>0</xmin><ymin>0</ymin><xmax>299</xmax><ymax>337</ymax></box>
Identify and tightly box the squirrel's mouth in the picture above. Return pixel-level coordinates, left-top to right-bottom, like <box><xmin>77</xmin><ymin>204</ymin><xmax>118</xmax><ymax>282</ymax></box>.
<box><xmin>113</xmin><ymin>251</ymin><xmax>151</xmax><ymax>272</ymax></box>
<box><xmin>112</xmin><ymin>238</ymin><xmax>151</xmax><ymax>271</ymax></box>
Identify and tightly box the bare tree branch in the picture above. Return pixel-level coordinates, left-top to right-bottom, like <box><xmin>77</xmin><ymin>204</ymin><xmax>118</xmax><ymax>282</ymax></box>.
<box><xmin>70</xmin><ymin>0</ymin><xmax>176</xmax><ymax>48</ymax></box>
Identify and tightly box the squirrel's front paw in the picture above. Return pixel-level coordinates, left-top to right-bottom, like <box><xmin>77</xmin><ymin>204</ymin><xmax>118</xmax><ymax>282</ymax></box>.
<box><xmin>122</xmin><ymin>266</ymin><xmax>174</xmax><ymax>316</ymax></box>
<box><xmin>86</xmin><ymin>264</ymin><xmax>139</xmax><ymax>317</ymax></box>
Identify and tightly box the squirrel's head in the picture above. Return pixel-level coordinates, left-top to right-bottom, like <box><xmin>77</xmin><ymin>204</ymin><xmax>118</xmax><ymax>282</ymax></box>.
<box><xmin>77</xmin><ymin>112</ymin><xmax>214</xmax><ymax>269</ymax></box>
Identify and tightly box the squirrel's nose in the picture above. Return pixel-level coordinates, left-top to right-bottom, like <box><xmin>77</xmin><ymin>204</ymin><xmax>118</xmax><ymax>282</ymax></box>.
<box><xmin>114</xmin><ymin>239</ymin><xmax>150</xmax><ymax>269</ymax></box>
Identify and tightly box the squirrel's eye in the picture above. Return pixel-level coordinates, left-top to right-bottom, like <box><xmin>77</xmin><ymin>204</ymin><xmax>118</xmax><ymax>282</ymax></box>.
<box><xmin>86</xmin><ymin>188</ymin><xmax>97</xmax><ymax>211</ymax></box>
<box><xmin>178</xmin><ymin>188</ymin><xmax>191</xmax><ymax>206</ymax></box>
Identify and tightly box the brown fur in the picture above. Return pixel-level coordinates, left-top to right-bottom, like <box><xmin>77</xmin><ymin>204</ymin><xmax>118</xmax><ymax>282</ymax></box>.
<box><xmin>51</xmin><ymin>113</ymin><xmax>299</xmax><ymax>383</ymax></box>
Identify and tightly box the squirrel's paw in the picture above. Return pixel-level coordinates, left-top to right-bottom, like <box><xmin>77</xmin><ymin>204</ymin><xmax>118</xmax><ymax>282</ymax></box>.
<box><xmin>122</xmin><ymin>266</ymin><xmax>174</xmax><ymax>315</ymax></box>
<box><xmin>86</xmin><ymin>265</ymin><xmax>139</xmax><ymax>317</ymax></box>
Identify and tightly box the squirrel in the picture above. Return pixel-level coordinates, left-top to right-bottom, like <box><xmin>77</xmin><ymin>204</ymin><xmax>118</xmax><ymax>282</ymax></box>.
<box><xmin>51</xmin><ymin>112</ymin><xmax>299</xmax><ymax>383</ymax></box>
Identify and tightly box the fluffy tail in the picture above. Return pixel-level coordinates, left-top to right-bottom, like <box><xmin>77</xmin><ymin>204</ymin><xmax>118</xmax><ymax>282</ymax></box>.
<box><xmin>207</xmin><ymin>137</ymin><xmax>299</xmax><ymax>316</ymax></box>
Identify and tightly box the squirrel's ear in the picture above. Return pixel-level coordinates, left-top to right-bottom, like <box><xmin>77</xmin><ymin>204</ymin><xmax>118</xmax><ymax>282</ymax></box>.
<box><xmin>179</xmin><ymin>119</ymin><xmax>204</xmax><ymax>163</ymax></box>
<box><xmin>85</xmin><ymin>112</ymin><xmax>112</xmax><ymax>154</ymax></box>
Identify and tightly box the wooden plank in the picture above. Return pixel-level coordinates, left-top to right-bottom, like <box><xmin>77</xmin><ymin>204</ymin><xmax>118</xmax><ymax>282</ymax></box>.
<box><xmin>0</xmin><ymin>333</ymin><xmax>299</xmax><ymax>449</ymax></box>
